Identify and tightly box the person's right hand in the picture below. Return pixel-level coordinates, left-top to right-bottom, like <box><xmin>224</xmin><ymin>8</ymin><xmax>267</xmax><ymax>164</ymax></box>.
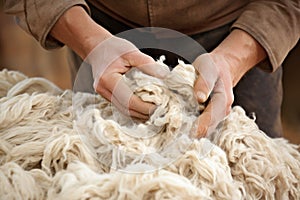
<box><xmin>50</xmin><ymin>6</ymin><xmax>170</xmax><ymax>120</ymax></box>
<box><xmin>87</xmin><ymin>36</ymin><xmax>170</xmax><ymax>120</ymax></box>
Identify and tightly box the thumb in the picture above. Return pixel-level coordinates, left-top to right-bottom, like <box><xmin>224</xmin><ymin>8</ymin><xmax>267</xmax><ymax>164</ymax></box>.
<box><xmin>192</xmin><ymin>53</ymin><xmax>219</xmax><ymax>103</ymax></box>
<box><xmin>127</xmin><ymin>51</ymin><xmax>170</xmax><ymax>79</ymax></box>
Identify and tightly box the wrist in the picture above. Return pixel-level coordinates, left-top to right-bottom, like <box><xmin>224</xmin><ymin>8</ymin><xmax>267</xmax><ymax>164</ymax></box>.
<box><xmin>208</xmin><ymin>52</ymin><xmax>235</xmax><ymax>86</ymax></box>
<box><xmin>210</xmin><ymin>29</ymin><xmax>267</xmax><ymax>86</ymax></box>
<box><xmin>51</xmin><ymin>6</ymin><xmax>112</xmax><ymax>59</ymax></box>
<box><xmin>209</xmin><ymin>50</ymin><xmax>243</xmax><ymax>87</ymax></box>
<box><xmin>82</xmin><ymin>30</ymin><xmax>113</xmax><ymax>59</ymax></box>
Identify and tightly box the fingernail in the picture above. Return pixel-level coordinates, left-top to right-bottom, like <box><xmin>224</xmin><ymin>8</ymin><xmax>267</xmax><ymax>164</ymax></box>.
<box><xmin>197</xmin><ymin>92</ymin><xmax>206</xmax><ymax>102</ymax></box>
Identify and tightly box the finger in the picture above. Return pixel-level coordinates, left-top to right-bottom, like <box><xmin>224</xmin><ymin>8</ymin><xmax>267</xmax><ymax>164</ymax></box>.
<box><xmin>193</xmin><ymin>79</ymin><xmax>232</xmax><ymax>138</ymax></box>
<box><xmin>100</xmin><ymin>71</ymin><xmax>156</xmax><ymax>116</ymax></box>
<box><xmin>87</xmin><ymin>36</ymin><xmax>137</xmax><ymax>83</ymax></box>
<box><xmin>94</xmin><ymin>82</ymin><xmax>112</xmax><ymax>102</ymax></box>
<box><xmin>112</xmin><ymin>96</ymin><xmax>150</xmax><ymax>120</ymax></box>
<box><xmin>94</xmin><ymin>76</ymin><xmax>151</xmax><ymax>119</ymax></box>
<box><xmin>193</xmin><ymin>54</ymin><xmax>219</xmax><ymax>103</ymax></box>
<box><xmin>139</xmin><ymin>62</ymin><xmax>170</xmax><ymax>79</ymax></box>
<box><xmin>94</xmin><ymin>58</ymin><xmax>156</xmax><ymax>118</ymax></box>
<box><xmin>111</xmin><ymin>76</ymin><xmax>156</xmax><ymax>115</ymax></box>
<box><xmin>127</xmin><ymin>51</ymin><xmax>170</xmax><ymax>78</ymax></box>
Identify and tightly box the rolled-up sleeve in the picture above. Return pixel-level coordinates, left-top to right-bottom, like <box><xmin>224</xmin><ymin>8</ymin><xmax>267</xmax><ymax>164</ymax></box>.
<box><xmin>4</xmin><ymin>0</ymin><xmax>90</xmax><ymax>49</ymax></box>
<box><xmin>232</xmin><ymin>0</ymin><xmax>300</xmax><ymax>71</ymax></box>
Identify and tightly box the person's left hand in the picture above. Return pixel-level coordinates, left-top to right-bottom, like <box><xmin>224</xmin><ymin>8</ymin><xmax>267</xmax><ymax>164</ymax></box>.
<box><xmin>191</xmin><ymin>29</ymin><xmax>267</xmax><ymax>138</ymax></box>
<box><xmin>192</xmin><ymin>53</ymin><xmax>234</xmax><ymax>138</ymax></box>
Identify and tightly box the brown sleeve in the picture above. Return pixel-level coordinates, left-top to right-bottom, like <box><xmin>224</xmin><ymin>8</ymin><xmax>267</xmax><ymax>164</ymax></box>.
<box><xmin>231</xmin><ymin>0</ymin><xmax>300</xmax><ymax>71</ymax></box>
<box><xmin>4</xmin><ymin>0</ymin><xmax>90</xmax><ymax>50</ymax></box>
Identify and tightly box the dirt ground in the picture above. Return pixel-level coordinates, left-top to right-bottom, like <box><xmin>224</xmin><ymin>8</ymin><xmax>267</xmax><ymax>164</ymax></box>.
<box><xmin>0</xmin><ymin>14</ymin><xmax>299</xmax><ymax>144</ymax></box>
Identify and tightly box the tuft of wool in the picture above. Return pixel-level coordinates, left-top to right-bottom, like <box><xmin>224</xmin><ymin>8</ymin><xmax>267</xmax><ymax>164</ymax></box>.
<box><xmin>0</xmin><ymin>61</ymin><xmax>299</xmax><ymax>199</ymax></box>
<box><xmin>0</xmin><ymin>162</ymin><xmax>45</xmax><ymax>199</ymax></box>
<box><xmin>212</xmin><ymin>106</ymin><xmax>300</xmax><ymax>199</ymax></box>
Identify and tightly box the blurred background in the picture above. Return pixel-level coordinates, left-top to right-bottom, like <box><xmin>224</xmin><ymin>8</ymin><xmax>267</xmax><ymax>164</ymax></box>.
<box><xmin>0</xmin><ymin>8</ymin><xmax>299</xmax><ymax>144</ymax></box>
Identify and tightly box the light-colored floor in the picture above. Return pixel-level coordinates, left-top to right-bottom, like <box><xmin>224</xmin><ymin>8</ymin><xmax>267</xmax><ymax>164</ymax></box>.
<box><xmin>1</xmin><ymin>14</ymin><xmax>299</xmax><ymax>144</ymax></box>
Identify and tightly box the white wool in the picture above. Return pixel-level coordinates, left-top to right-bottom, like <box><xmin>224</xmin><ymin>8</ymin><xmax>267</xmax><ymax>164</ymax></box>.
<box><xmin>166</xmin><ymin>139</ymin><xmax>245</xmax><ymax>199</ymax></box>
<box><xmin>0</xmin><ymin>62</ymin><xmax>299</xmax><ymax>199</ymax></box>
<box><xmin>48</xmin><ymin>161</ymin><xmax>211</xmax><ymax>200</ymax></box>
<box><xmin>213</xmin><ymin>107</ymin><xmax>300</xmax><ymax>199</ymax></box>
<box><xmin>0</xmin><ymin>69</ymin><xmax>27</xmax><ymax>97</ymax></box>
<box><xmin>0</xmin><ymin>162</ymin><xmax>45</xmax><ymax>199</ymax></box>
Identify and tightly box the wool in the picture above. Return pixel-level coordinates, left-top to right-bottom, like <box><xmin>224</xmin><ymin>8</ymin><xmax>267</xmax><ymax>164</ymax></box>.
<box><xmin>0</xmin><ymin>61</ymin><xmax>299</xmax><ymax>199</ymax></box>
<box><xmin>213</xmin><ymin>107</ymin><xmax>300</xmax><ymax>199</ymax></box>
<box><xmin>0</xmin><ymin>162</ymin><xmax>45</xmax><ymax>199</ymax></box>
<box><xmin>48</xmin><ymin>161</ymin><xmax>211</xmax><ymax>200</ymax></box>
<box><xmin>0</xmin><ymin>69</ymin><xmax>27</xmax><ymax>98</ymax></box>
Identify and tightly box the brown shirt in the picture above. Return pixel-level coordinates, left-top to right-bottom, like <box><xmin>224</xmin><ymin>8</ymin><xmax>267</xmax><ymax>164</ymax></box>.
<box><xmin>4</xmin><ymin>0</ymin><xmax>300</xmax><ymax>71</ymax></box>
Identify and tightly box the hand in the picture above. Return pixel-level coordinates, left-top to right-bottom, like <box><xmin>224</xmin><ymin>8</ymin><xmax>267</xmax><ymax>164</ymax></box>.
<box><xmin>50</xmin><ymin>7</ymin><xmax>266</xmax><ymax>125</ymax></box>
<box><xmin>192</xmin><ymin>53</ymin><xmax>234</xmax><ymax>138</ymax></box>
<box><xmin>192</xmin><ymin>29</ymin><xmax>267</xmax><ymax>138</ymax></box>
<box><xmin>87</xmin><ymin>36</ymin><xmax>169</xmax><ymax>119</ymax></box>
<box><xmin>50</xmin><ymin>6</ymin><xmax>169</xmax><ymax>119</ymax></box>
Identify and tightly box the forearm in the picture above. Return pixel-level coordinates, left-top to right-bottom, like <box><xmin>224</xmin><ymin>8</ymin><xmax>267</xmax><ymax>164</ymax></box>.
<box><xmin>232</xmin><ymin>0</ymin><xmax>300</xmax><ymax>71</ymax></box>
<box><xmin>50</xmin><ymin>6</ymin><xmax>112</xmax><ymax>59</ymax></box>
<box><xmin>210</xmin><ymin>29</ymin><xmax>267</xmax><ymax>86</ymax></box>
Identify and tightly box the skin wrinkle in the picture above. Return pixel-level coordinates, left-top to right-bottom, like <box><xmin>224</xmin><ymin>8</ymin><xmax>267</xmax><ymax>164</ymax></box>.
<box><xmin>0</xmin><ymin>64</ymin><xmax>299</xmax><ymax>199</ymax></box>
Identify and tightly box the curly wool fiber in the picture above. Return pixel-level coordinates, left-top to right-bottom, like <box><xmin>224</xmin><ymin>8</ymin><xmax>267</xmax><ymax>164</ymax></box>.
<box><xmin>0</xmin><ymin>162</ymin><xmax>45</xmax><ymax>199</ymax></box>
<box><xmin>0</xmin><ymin>62</ymin><xmax>299</xmax><ymax>200</ymax></box>
<box><xmin>213</xmin><ymin>107</ymin><xmax>300</xmax><ymax>199</ymax></box>
<box><xmin>48</xmin><ymin>161</ymin><xmax>211</xmax><ymax>200</ymax></box>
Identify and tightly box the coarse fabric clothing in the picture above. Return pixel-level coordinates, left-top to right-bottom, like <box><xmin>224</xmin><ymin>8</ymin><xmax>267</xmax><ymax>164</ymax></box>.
<box><xmin>4</xmin><ymin>0</ymin><xmax>300</xmax><ymax>71</ymax></box>
<box><xmin>69</xmin><ymin>2</ymin><xmax>284</xmax><ymax>138</ymax></box>
<box><xmin>4</xmin><ymin>0</ymin><xmax>299</xmax><ymax>137</ymax></box>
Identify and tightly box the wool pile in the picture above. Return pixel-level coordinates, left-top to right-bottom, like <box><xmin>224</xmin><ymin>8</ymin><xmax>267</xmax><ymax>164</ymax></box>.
<box><xmin>0</xmin><ymin>60</ymin><xmax>299</xmax><ymax>200</ymax></box>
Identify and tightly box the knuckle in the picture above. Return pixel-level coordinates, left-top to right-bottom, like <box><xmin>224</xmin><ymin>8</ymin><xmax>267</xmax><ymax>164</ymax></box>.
<box><xmin>196</xmin><ymin>126</ymin><xmax>208</xmax><ymax>138</ymax></box>
<box><xmin>227</xmin><ymin>92</ymin><xmax>234</xmax><ymax>106</ymax></box>
<box><xmin>95</xmin><ymin>87</ymin><xmax>103</xmax><ymax>95</ymax></box>
<box><xmin>97</xmin><ymin>76</ymin><xmax>111</xmax><ymax>89</ymax></box>
<box><xmin>99</xmin><ymin>75</ymin><xmax>108</xmax><ymax>85</ymax></box>
<box><xmin>225</xmin><ymin>107</ymin><xmax>231</xmax><ymax>116</ymax></box>
<box><xmin>94</xmin><ymin>83</ymin><xmax>105</xmax><ymax>95</ymax></box>
<box><xmin>226</xmin><ymin>99</ymin><xmax>233</xmax><ymax>108</ymax></box>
